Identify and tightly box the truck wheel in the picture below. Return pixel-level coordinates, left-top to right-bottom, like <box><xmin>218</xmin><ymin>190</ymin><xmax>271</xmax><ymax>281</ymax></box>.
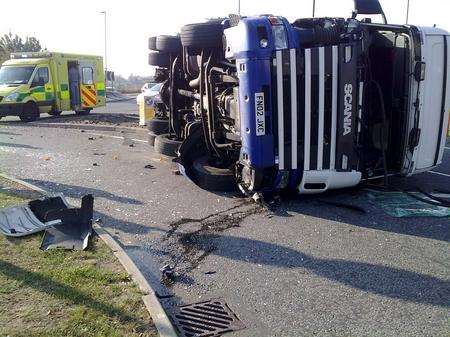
<box><xmin>156</xmin><ymin>35</ymin><xmax>182</xmax><ymax>54</ymax></box>
<box><xmin>180</xmin><ymin>22</ymin><xmax>224</xmax><ymax>53</ymax></box>
<box><xmin>19</xmin><ymin>102</ymin><xmax>39</xmax><ymax>122</ymax></box>
<box><xmin>192</xmin><ymin>156</ymin><xmax>236</xmax><ymax>192</ymax></box>
<box><xmin>148</xmin><ymin>36</ymin><xmax>157</xmax><ymax>50</ymax></box>
<box><xmin>148</xmin><ymin>118</ymin><xmax>169</xmax><ymax>134</ymax></box>
<box><xmin>148</xmin><ymin>52</ymin><xmax>170</xmax><ymax>68</ymax></box>
<box><xmin>154</xmin><ymin>134</ymin><xmax>182</xmax><ymax>157</ymax></box>
<box><xmin>75</xmin><ymin>109</ymin><xmax>91</xmax><ymax>116</ymax></box>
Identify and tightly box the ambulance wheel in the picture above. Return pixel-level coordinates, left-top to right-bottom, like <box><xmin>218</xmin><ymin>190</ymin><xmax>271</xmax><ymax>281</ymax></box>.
<box><xmin>148</xmin><ymin>132</ymin><xmax>157</xmax><ymax>146</ymax></box>
<box><xmin>154</xmin><ymin>134</ymin><xmax>182</xmax><ymax>157</ymax></box>
<box><xmin>156</xmin><ymin>35</ymin><xmax>182</xmax><ymax>54</ymax></box>
<box><xmin>148</xmin><ymin>52</ymin><xmax>170</xmax><ymax>68</ymax></box>
<box><xmin>192</xmin><ymin>156</ymin><xmax>236</xmax><ymax>192</ymax></box>
<box><xmin>148</xmin><ymin>36</ymin><xmax>157</xmax><ymax>50</ymax></box>
<box><xmin>75</xmin><ymin>109</ymin><xmax>91</xmax><ymax>116</ymax></box>
<box><xmin>148</xmin><ymin>118</ymin><xmax>169</xmax><ymax>134</ymax></box>
<box><xmin>180</xmin><ymin>22</ymin><xmax>224</xmax><ymax>54</ymax></box>
<box><xmin>19</xmin><ymin>102</ymin><xmax>39</xmax><ymax>122</ymax></box>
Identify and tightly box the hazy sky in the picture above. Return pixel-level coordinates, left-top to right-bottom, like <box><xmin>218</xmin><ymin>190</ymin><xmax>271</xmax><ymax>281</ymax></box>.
<box><xmin>1</xmin><ymin>0</ymin><xmax>448</xmax><ymax>77</ymax></box>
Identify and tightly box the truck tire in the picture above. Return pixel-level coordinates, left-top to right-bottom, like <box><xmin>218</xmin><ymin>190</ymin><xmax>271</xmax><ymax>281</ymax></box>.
<box><xmin>147</xmin><ymin>118</ymin><xmax>169</xmax><ymax>134</ymax></box>
<box><xmin>148</xmin><ymin>36</ymin><xmax>157</xmax><ymax>50</ymax></box>
<box><xmin>19</xmin><ymin>102</ymin><xmax>39</xmax><ymax>122</ymax></box>
<box><xmin>156</xmin><ymin>35</ymin><xmax>182</xmax><ymax>54</ymax></box>
<box><xmin>75</xmin><ymin>109</ymin><xmax>91</xmax><ymax>116</ymax></box>
<box><xmin>192</xmin><ymin>156</ymin><xmax>236</xmax><ymax>192</ymax></box>
<box><xmin>180</xmin><ymin>22</ymin><xmax>224</xmax><ymax>53</ymax></box>
<box><xmin>154</xmin><ymin>134</ymin><xmax>182</xmax><ymax>157</ymax></box>
<box><xmin>148</xmin><ymin>52</ymin><xmax>170</xmax><ymax>68</ymax></box>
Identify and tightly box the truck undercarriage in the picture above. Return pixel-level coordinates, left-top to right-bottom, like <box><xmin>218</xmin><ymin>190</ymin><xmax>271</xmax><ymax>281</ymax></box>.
<box><xmin>147</xmin><ymin>6</ymin><xmax>448</xmax><ymax>195</ymax></box>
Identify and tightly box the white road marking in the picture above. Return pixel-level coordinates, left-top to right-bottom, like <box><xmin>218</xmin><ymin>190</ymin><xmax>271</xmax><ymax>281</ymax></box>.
<box><xmin>427</xmin><ymin>171</ymin><xmax>450</xmax><ymax>178</ymax></box>
<box><xmin>86</xmin><ymin>132</ymin><xmax>148</xmax><ymax>144</ymax></box>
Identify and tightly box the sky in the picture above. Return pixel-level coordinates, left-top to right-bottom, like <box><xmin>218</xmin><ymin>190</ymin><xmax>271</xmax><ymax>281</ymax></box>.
<box><xmin>1</xmin><ymin>0</ymin><xmax>449</xmax><ymax>77</ymax></box>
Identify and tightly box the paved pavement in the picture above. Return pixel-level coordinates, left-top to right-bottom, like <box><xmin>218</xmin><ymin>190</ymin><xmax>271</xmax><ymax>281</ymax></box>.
<box><xmin>0</xmin><ymin>111</ymin><xmax>449</xmax><ymax>336</ymax></box>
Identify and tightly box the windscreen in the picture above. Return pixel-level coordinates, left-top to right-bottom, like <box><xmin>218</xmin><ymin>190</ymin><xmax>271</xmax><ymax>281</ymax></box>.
<box><xmin>0</xmin><ymin>66</ymin><xmax>36</xmax><ymax>85</ymax></box>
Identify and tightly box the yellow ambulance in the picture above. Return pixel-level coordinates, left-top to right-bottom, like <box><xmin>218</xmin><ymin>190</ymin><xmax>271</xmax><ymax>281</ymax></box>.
<box><xmin>0</xmin><ymin>52</ymin><xmax>105</xmax><ymax>122</ymax></box>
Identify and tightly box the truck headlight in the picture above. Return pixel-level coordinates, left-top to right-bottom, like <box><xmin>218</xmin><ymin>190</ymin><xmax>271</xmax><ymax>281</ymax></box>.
<box><xmin>4</xmin><ymin>92</ymin><xmax>19</xmax><ymax>102</ymax></box>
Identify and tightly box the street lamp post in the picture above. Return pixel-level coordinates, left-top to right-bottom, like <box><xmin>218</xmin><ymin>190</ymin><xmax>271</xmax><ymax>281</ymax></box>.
<box><xmin>406</xmin><ymin>0</ymin><xmax>410</xmax><ymax>24</ymax></box>
<box><xmin>312</xmin><ymin>0</ymin><xmax>316</xmax><ymax>17</ymax></box>
<box><xmin>238</xmin><ymin>0</ymin><xmax>241</xmax><ymax>15</ymax></box>
<box><xmin>100</xmin><ymin>11</ymin><xmax>107</xmax><ymax>72</ymax></box>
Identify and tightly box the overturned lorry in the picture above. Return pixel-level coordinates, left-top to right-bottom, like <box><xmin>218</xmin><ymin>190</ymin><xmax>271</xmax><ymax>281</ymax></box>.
<box><xmin>147</xmin><ymin>0</ymin><xmax>449</xmax><ymax>194</ymax></box>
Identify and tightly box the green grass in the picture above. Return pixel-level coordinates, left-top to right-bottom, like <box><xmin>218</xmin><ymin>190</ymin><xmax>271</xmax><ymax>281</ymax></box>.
<box><xmin>0</xmin><ymin>189</ymin><xmax>157</xmax><ymax>337</ymax></box>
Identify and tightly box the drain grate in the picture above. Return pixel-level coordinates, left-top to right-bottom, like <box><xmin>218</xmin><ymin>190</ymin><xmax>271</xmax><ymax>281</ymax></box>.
<box><xmin>169</xmin><ymin>298</ymin><xmax>245</xmax><ymax>337</ymax></box>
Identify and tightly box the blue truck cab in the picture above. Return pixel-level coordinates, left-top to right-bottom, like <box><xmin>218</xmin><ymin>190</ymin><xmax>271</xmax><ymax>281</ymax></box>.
<box><xmin>224</xmin><ymin>16</ymin><xmax>363</xmax><ymax>193</ymax></box>
<box><xmin>148</xmin><ymin>6</ymin><xmax>449</xmax><ymax>194</ymax></box>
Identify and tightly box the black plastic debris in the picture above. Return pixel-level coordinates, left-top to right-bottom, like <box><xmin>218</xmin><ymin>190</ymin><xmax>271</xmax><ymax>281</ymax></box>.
<box><xmin>40</xmin><ymin>195</ymin><xmax>94</xmax><ymax>251</ymax></box>
<box><xmin>0</xmin><ymin>198</ymin><xmax>63</xmax><ymax>237</ymax></box>
<box><xmin>161</xmin><ymin>264</ymin><xmax>175</xmax><ymax>281</ymax></box>
<box><xmin>0</xmin><ymin>194</ymin><xmax>94</xmax><ymax>251</ymax></box>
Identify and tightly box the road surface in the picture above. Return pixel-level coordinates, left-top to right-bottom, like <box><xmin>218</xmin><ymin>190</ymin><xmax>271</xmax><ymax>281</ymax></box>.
<box><xmin>0</xmin><ymin>106</ymin><xmax>449</xmax><ymax>336</ymax></box>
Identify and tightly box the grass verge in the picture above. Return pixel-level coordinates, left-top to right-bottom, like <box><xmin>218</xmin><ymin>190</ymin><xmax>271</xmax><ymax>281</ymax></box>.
<box><xmin>0</xmin><ymin>180</ymin><xmax>157</xmax><ymax>337</ymax></box>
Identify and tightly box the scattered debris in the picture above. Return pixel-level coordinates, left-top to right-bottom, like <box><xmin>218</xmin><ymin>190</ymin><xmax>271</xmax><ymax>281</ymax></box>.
<box><xmin>365</xmin><ymin>189</ymin><xmax>450</xmax><ymax>218</ymax></box>
<box><xmin>93</xmin><ymin>163</ymin><xmax>99</xmax><ymax>167</ymax></box>
<box><xmin>204</xmin><ymin>271</ymin><xmax>216</xmax><ymax>275</ymax></box>
<box><xmin>172</xmin><ymin>169</ymin><xmax>181</xmax><ymax>176</ymax></box>
<box><xmin>40</xmin><ymin>195</ymin><xmax>94</xmax><ymax>251</ymax></box>
<box><xmin>88</xmin><ymin>137</ymin><xmax>95</xmax><ymax>141</ymax></box>
<box><xmin>144</xmin><ymin>164</ymin><xmax>155</xmax><ymax>170</ymax></box>
<box><xmin>0</xmin><ymin>194</ymin><xmax>94</xmax><ymax>250</ymax></box>
<box><xmin>80</xmin><ymin>130</ymin><xmax>85</xmax><ymax>133</ymax></box>
<box><xmin>42</xmin><ymin>156</ymin><xmax>51</xmax><ymax>161</ymax></box>
<box><xmin>112</xmin><ymin>155</ymin><xmax>119</xmax><ymax>160</ymax></box>
<box><xmin>160</xmin><ymin>264</ymin><xmax>175</xmax><ymax>281</ymax></box>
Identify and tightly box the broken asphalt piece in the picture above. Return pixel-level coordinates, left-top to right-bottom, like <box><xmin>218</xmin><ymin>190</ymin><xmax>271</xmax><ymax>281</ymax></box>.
<box><xmin>88</xmin><ymin>137</ymin><xmax>95</xmax><ymax>140</ymax></box>
<box><xmin>40</xmin><ymin>195</ymin><xmax>94</xmax><ymax>251</ymax></box>
<box><xmin>93</xmin><ymin>163</ymin><xmax>99</xmax><ymax>167</ymax></box>
<box><xmin>144</xmin><ymin>164</ymin><xmax>155</xmax><ymax>169</ymax></box>
<box><xmin>160</xmin><ymin>264</ymin><xmax>175</xmax><ymax>280</ymax></box>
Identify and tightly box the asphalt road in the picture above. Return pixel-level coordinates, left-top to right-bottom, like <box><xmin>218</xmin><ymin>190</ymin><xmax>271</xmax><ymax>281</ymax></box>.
<box><xmin>0</xmin><ymin>107</ymin><xmax>449</xmax><ymax>337</ymax></box>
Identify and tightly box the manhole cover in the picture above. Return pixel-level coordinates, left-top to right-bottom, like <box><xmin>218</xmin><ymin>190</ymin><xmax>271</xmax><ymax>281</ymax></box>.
<box><xmin>169</xmin><ymin>298</ymin><xmax>245</xmax><ymax>337</ymax></box>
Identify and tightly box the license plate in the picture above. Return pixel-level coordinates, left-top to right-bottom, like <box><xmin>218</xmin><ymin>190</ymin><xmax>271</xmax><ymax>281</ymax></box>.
<box><xmin>255</xmin><ymin>92</ymin><xmax>265</xmax><ymax>136</ymax></box>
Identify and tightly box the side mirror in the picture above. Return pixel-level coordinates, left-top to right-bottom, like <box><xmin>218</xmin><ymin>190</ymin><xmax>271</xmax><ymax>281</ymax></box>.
<box><xmin>353</xmin><ymin>0</ymin><xmax>387</xmax><ymax>24</ymax></box>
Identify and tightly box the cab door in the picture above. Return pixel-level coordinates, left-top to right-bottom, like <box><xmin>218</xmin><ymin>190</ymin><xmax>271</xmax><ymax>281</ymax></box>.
<box><xmin>79</xmin><ymin>61</ymin><xmax>97</xmax><ymax>109</ymax></box>
<box><xmin>30</xmin><ymin>66</ymin><xmax>54</xmax><ymax>113</ymax></box>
